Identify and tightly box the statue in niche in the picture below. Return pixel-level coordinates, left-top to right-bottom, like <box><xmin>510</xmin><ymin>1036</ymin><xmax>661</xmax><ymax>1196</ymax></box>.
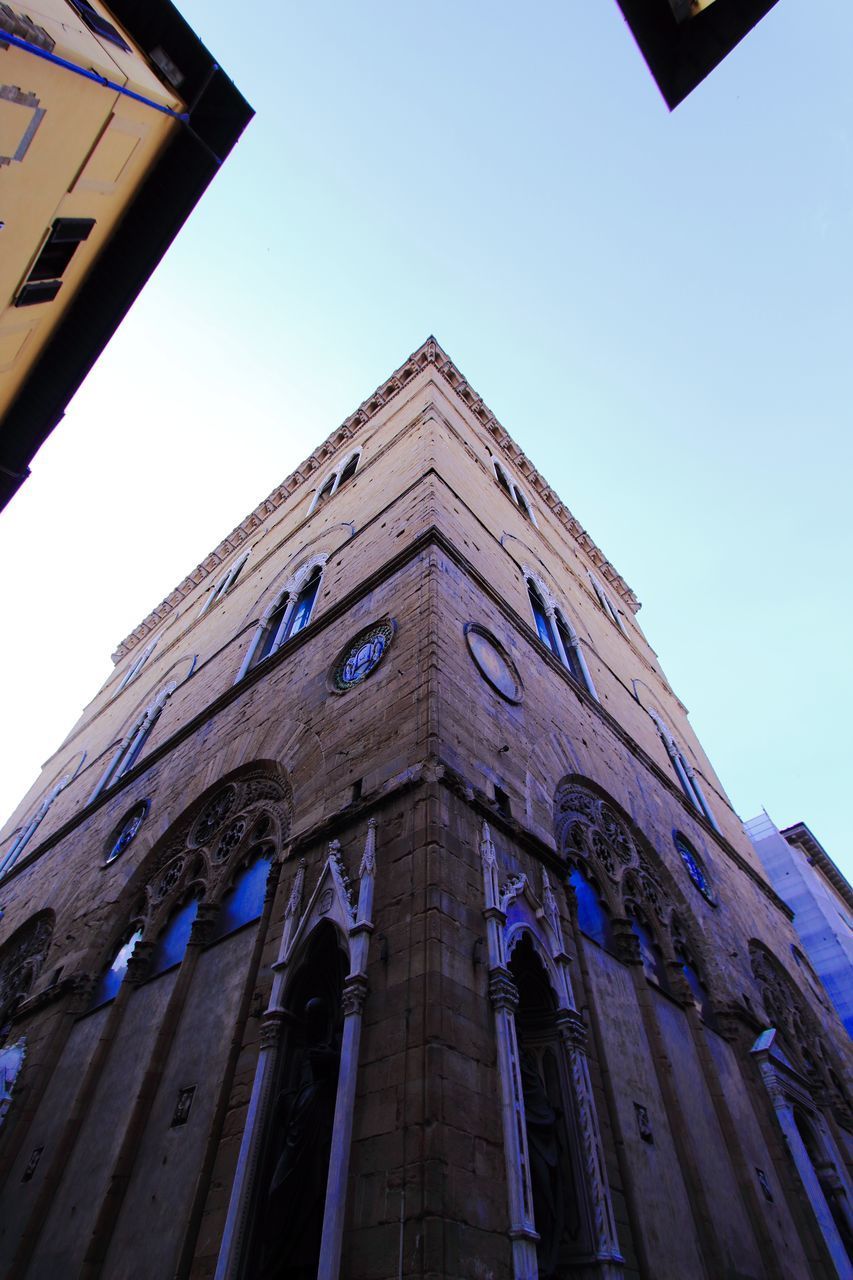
<box><xmin>258</xmin><ymin>997</ymin><xmax>341</xmax><ymax>1280</ymax></box>
<box><xmin>520</xmin><ymin>1046</ymin><xmax>565</xmax><ymax>1279</ymax></box>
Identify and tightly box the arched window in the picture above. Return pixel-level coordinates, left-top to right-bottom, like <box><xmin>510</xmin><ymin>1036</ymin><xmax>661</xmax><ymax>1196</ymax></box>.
<box><xmin>239</xmin><ymin>563</ymin><xmax>326</xmax><ymax>681</ymax></box>
<box><xmin>514</xmin><ymin>486</ymin><xmax>533</xmax><ymax>522</ymax></box>
<box><xmin>491</xmin><ymin>457</ymin><xmax>537</xmax><ymax>524</ymax></box>
<box><xmin>209</xmin><ymin>846</ymin><xmax>274</xmax><ymax>943</ymax></box>
<box><xmin>676</xmin><ymin>944</ymin><xmax>714</xmax><ymax>1023</ymax></box>
<box><xmin>118</xmin><ymin>636</ymin><xmax>157</xmax><ymax>693</ymax></box>
<box><xmin>570</xmin><ymin>865</ymin><xmax>615</xmax><ymax>952</ymax></box>
<box><xmin>337</xmin><ymin>452</ymin><xmax>359</xmax><ymax>488</ymax></box>
<box><xmin>0</xmin><ymin>757</ymin><xmax>84</xmax><ymax>878</ymax></box>
<box><xmin>314</xmin><ymin>474</ymin><xmax>336</xmax><ymax>509</ymax></box>
<box><xmin>673</xmin><ymin>831</ymin><xmax>714</xmax><ymax>902</ymax></box>
<box><xmin>648</xmin><ymin>711</ymin><xmax>720</xmax><ymax>834</ymax></box>
<box><xmin>526</xmin><ymin>578</ymin><xmax>598</xmax><ymax>699</ymax></box>
<box><xmin>629</xmin><ymin>911</ymin><xmax>671</xmax><ymax>991</ymax></box>
<box><xmin>199</xmin><ymin>551</ymin><xmax>250</xmax><ymax>617</ymax></box>
<box><xmin>288</xmin><ymin>565</ymin><xmax>321</xmax><ymax>636</ymax></box>
<box><xmin>310</xmin><ymin>452</ymin><xmax>361</xmax><ymax>514</ymax></box>
<box><xmin>528</xmin><ymin>579</ymin><xmax>558</xmax><ymax>652</ymax></box>
<box><xmin>93</xmin><ymin>685</ymin><xmax>175</xmax><ymax>799</ymax></box>
<box><xmin>147</xmin><ymin>897</ymin><xmax>199</xmax><ymax>979</ymax></box>
<box><xmin>494</xmin><ymin>460</ymin><xmax>513</xmax><ymax>498</ymax></box>
<box><xmin>588</xmin><ymin>573</ymin><xmax>628</xmax><ymax>637</ymax></box>
<box><xmin>89</xmin><ymin>928</ymin><xmax>142</xmax><ymax>1009</ymax></box>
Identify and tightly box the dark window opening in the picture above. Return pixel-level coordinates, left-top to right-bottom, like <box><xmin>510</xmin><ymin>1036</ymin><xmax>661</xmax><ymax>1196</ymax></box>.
<box><xmin>494</xmin><ymin>785</ymin><xmax>512</xmax><ymax>818</ymax></box>
<box><xmin>570</xmin><ymin>866</ymin><xmax>616</xmax><ymax>953</ymax></box>
<box><xmin>285</xmin><ymin>567</ymin><xmax>321</xmax><ymax>639</ymax></box>
<box><xmin>337</xmin><ymin>455</ymin><xmax>358</xmax><ymax>488</ymax></box>
<box><xmin>495</xmin><ymin>464</ymin><xmax>513</xmax><ymax>498</ymax></box>
<box><xmin>257</xmin><ymin>594</ymin><xmax>289</xmax><ymax>664</ymax></box>
<box><xmin>66</xmin><ymin>0</ymin><xmax>130</xmax><ymax>51</ymax></box>
<box><xmin>528</xmin><ymin>581</ymin><xmax>557</xmax><ymax>653</ymax></box>
<box><xmin>148</xmin><ymin>898</ymin><xmax>199</xmax><ymax>979</ymax></box>
<box><xmin>16</xmin><ymin>218</ymin><xmax>95</xmax><ymax>307</ymax></box>
<box><xmin>514</xmin><ymin>487</ymin><xmax>532</xmax><ymax>521</ymax></box>
<box><xmin>555</xmin><ymin>614</ymin><xmax>584</xmax><ymax>684</ymax></box>
<box><xmin>315</xmin><ymin>476</ymin><xmax>335</xmax><ymax>508</ymax></box>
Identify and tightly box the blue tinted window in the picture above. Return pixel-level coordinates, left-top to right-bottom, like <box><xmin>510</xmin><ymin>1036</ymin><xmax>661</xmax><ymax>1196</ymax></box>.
<box><xmin>210</xmin><ymin>854</ymin><xmax>272</xmax><ymax>942</ymax></box>
<box><xmin>570</xmin><ymin>866</ymin><xmax>614</xmax><ymax>951</ymax></box>
<box><xmin>631</xmin><ymin>917</ymin><xmax>670</xmax><ymax>989</ymax></box>
<box><xmin>148</xmin><ymin>899</ymin><xmax>198</xmax><ymax>978</ymax></box>
<box><xmin>90</xmin><ymin>929</ymin><xmax>142</xmax><ymax>1009</ymax></box>
<box><xmin>528</xmin><ymin>582</ymin><xmax>556</xmax><ymax>652</ymax></box>
<box><xmin>286</xmin><ymin>569</ymin><xmax>320</xmax><ymax>639</ymax></box>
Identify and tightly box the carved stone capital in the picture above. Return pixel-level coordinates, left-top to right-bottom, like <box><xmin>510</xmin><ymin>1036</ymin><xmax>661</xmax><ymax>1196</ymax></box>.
<box><xmin>556</xmin><ymin>1008</ymin><xmax>588</xmax><ymax>1052</ymax></box>
<box><xmin>124</xmin><ymin>941</ymin><xmax>155</xmax><ymax>986</ymax></box>
<box><xmin>259</xmin><ymin>1009</ymin><xmax>287</xmax><ymax>1051</ymax></box>
<box><xmin>612</xmin><ymin>918</ymin><xmax>642</xmax><ymax>966</ymax></box>
<box><xmin>341</xmin><ymin>974</ymin><xmax>369</xmax><ymax>1017</ymax></box>
<box><xmin>488</xmin><ymin>967</ymin><xmax>519</xmax><ymax>1011</ymax></box>
<box><xmin>188</xmin><ymin>901</ymin><xmax>220</xmax><ymax>946</ymax></box>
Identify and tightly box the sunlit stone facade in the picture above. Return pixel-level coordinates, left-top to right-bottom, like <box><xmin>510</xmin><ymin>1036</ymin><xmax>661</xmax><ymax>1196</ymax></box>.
<box><xmin>0</xmin><ymin>338</ymin><xmax>851</xmax><ymax>1279</ymax></box>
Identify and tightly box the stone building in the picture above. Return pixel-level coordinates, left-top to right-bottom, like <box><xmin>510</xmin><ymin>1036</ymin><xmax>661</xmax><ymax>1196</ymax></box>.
<box><xmin>0</xmin><ymin>0</ymin><xmax>251</xmax><ymax>508</ymax></box>
<box><xmin>0</xmin><ymin>337</ymin><xmax>851</xmax><ymax>1280</ymax></box>
<box><xmin>745</xmin><ymin>812</ymin><xmax>853</xmax><ymax>1041</ymax></box>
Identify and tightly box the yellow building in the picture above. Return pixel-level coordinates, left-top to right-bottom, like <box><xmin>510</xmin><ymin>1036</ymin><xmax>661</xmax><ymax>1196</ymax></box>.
<box><xmin>0</xmin><ymin>0</ymin><xmax>251</xmax><ymax>508</ymax></box>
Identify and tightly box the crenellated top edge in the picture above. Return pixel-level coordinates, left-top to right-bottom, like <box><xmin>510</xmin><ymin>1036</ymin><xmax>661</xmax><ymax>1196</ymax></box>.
<box><xmin>112</xmin><ymin>336</ymin><xmax>639</xmax><ymax>660</ymax></box>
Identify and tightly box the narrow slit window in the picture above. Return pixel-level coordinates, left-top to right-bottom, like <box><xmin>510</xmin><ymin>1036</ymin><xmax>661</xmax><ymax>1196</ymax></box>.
<box><xmin>337</xmin><ymin>454</ymin><xmax>359</xmax><ymax>488</ymax></box>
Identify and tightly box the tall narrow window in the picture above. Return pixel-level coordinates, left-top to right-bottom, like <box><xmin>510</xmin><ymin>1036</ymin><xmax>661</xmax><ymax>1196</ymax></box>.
<box><xmin>200</xmin><ymin>553</ymin><xmax>250</xmax><ymax>616</ymax></box>
<box><xmin>630</xmin><ymin>913</ymin><xmax>670</xmax><ymax>991</ymax></box>
<box><xmin>528</xmin><ymin>580</ymin><xmax>557</xmax><ymax>652</ymax></box>
<box><xmin>337</xmin><ymin>454</ymin><xmax>359</xmax><ymax>488</ymax></box>
<box><xmin>314</xmin><ymin>475</ymin><xmax>336</xmax><ymax>509</ymax></box>
<box><xmin>554</xmin><ymin>611</ymin><xmax>584</xmax><ymax>685</ymax></box>
<box><xmin>514</xmin><ymin>486</ymin><xmax>533</xmax><ymax>522</ymax></box>
<box><xmin>209</xmin><ymin>847</ymin><xmax>274</xmax><ymax>943</ymax></box>
<box><xmin>589</xmin><ymin>573</ymin><xmax>628</xmax><ymax>636</ymax></box>
<box><xmin>494</xmin><ymin>461</ymin><xmax>513</xmax><ymax>498</ymax></box>
<box><xmin>570</xmin><ymin>866</ymin><xmax>616</xmax><ymax>952</ymax></box>
<box><xmin>0</xmin><ymin>764</ymin><xmax>79</xmax><ymax>877</ymax></box>
<box><xmin>285</xmin><ymin>566</ymin><xmax>321</xmax><ymax>638</ymax></box>
<box><xmin>147</xmin><ymin>898</ymin><xmax>199</xmax><ymax>979</ymax></box>
<box><xmin>89</xmin><ymin>929</ymin><xmax>142</xmax><ymax>1009</ymax></box>
<box><xmin>256</xmin><ymin>593</ymin><xmax>290</xmax><ymax>665</ymax></box>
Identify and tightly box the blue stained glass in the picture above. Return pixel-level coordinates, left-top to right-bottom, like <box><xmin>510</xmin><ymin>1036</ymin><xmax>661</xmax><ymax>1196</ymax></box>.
<box><xmin>570</xmin><ymin>867</ymin><xmax>615</xmax><ymax>951</ymax></box>
<box><xmin>148</xmin><ymin>899</ymin><xmax>198</xmax><ymax>978</ymax></box>
<box><xmin>210</xmin><ymin>855</ymin><xmax>272</xmax><ymax>942</ymax></box>
<box><xmin>674</xmin><ymin>833</ymin><xmax>713</xmax><ymax>901</ymax></box>
<box><xmin>90</xmin><ymin>928</ymin><xmax>142</xmax><ymax>1008</ymax></box>
<box><xmin>287</xmin><ymin>571</ymin><xmax>320</xmax><ymax>637</ymax></box>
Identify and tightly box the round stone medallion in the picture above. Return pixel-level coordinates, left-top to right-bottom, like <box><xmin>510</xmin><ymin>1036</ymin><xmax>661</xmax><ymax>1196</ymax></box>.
<box><xmin>104</xmin><ymin>799</ymin><xmax>150</xmax><ymax>865</ymax></box>
<box><xmin>465</xmin><ymin>624</ymin><xmax>523</xmax><ymax>703</ymax></box>
<box><xmin>331</xmin><ymin>620</ymin><xmax>395</xmax><ymax>693</ymax></box>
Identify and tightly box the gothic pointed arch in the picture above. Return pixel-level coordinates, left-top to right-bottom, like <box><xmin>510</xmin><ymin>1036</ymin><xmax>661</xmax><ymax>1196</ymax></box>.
<box><xmin>554</xmin><ymin>775</ymin><xmax>723</xmax><ymax>1006</ymax></box>
<box><xmin>0</xmin><ymin>910</ymin><xmax>55</xmax><ymax>1028</ymax></box>
<box><xmin>748</xmin><ymin>940</ymin><xmax>840</xmax><ymax>1093</ymax></box>
<box><xmin>86</xmin><ymin>764</ymin><xmax>292</xmax><ymax>992</ymax></box>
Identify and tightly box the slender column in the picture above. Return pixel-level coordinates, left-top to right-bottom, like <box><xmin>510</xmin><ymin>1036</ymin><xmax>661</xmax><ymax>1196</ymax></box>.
<box><xmin>555</xmin><ymin>1009</ymin><xmax>623</xmax><ymax>1277</ymax></box>
<box><xmin>491</xmin><ymin>967</ymin><xmax>540</xmax><ymax>1280</ymax></box>
<box><xmin>480</xmin><ymin>823</ymin><xmax>538</xmax><ymax>1279</ymax></box>
<box><xmin>7</xmin><ymin>941</ymin><xmax>155</xmax><ymax>1280</ymax></box>
<box><xmin>317</xmin><ymin>819</ymin><xmax>377</xmax><ymax>1279</ymax></box>
<box><xmin>573</xmin><ymin>639</ymin><xmax>600</xmax><ymax>702</ymax></box>
<box><xmin>665</xmin><ymin>962</ymin><xmax>783</xmax><ymax>1278</ymax></box>
<box><xmin>214</xmin><ymin>859</ymin><xmax>306</xmax><ymax>1280</ymax></box>
<box><xmin>540</xmin><ymin>869</ymin><xmax>622</xmax><ymax>1273</ymax></box>
<box><xmin>612</xmin><ymin>918</ymin><xmax>721</xmax><ymax>1279</ymax></box>
<box><xmin>562</xmin><ymin>882</ymin><xmax>651</xmax><ymax>1278</ymax></box>
<box><xmin>82</xmin><ymin>902</ymin><xmax>218</xmax><ymax>1276</ymax></box>
<box><xmin>547</xmin><ymin>604</ymin><xmax>573</xmax><ymax>672</ymax></box>
<box><xmin>753</xmin><ymin>1051</ymin><xmax>853</xmax><ymax>1280</ymax></box>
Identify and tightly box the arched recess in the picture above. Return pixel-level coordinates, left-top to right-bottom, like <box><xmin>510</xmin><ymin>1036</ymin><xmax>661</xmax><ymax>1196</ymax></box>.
<box><xmin>749</xmin><ymin>946</ymin><xmax>853</xmax><ymax>1280</ymax></box>
<box><xmin>0</xmin><ymin>910</ymin><xmax>55</xmax><ymax>1029</ymax></box>
<box><xmin>478</xmin><ymin>823</ymin><xmax>623</xmax><ymax>1280</ymax></box>
<box><xmin>554</xmin><ymin>775</ymin><xmax>723</xmax><ymax>1009</ymax></box>
<box><xmin>215</xmin><ymin>822</ymin><xmax>379</xmax><ymax>1280</ymax></box>
<box><xmin>85</xmin><ymin>763</ymin><xmax>293</xmax><ymax>1002</ymax></box>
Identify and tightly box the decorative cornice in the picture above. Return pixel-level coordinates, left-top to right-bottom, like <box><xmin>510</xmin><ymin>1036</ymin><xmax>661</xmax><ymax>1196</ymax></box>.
<box><xmin>113</xmin><ymin>337</ymin><xmax>639</xmax><ymax>659</ymax></box>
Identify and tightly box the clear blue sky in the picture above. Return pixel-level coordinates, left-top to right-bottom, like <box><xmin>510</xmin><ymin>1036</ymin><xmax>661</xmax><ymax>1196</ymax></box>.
<box><xmin>1</xmin><ymin>1</ymin><xmax>850</xmax><ymax>881</ymax></box>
